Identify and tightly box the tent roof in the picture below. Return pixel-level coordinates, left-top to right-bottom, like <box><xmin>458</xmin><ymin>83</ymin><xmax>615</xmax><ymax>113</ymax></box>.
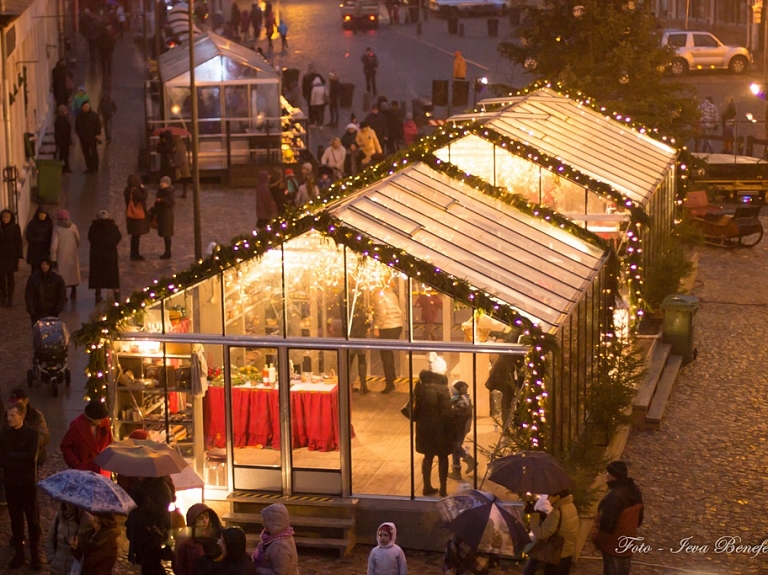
<box><xmin>158</xmin><ymin>31</ymin><xmax>279</xmax><ymax>82</ymax></box>
<box><xmin>326</xmin><ymin>163</ymin><xmax>607</xmax><ymax>332</ymax></box>
<box><xmin>471</xmin><ymin>88</ymin><xmax>677</xmax><ymax>206</ymax></box>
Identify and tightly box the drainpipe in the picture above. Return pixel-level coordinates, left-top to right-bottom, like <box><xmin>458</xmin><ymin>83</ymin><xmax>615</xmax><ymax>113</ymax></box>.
<box><xmin>1</xmin><ymin>22</ymin><xmax>15</xmax><ymax>197</ymax></box>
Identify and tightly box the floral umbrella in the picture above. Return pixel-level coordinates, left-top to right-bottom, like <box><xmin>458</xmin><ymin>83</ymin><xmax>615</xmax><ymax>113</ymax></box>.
<box><xmin>437</xmin><ymin>488</ymin><xmax>530</xmax><ymax>556</ymax></box>
<box><xmin>38</xmin><ymin>469</ymin><xmax>136</xmax><ymax>515</ymax></box>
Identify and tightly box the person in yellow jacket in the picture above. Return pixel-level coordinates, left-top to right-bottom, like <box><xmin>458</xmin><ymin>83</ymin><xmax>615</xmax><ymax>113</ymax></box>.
<box><xmin>526</xmin><ymin>489</ymin><xmax>580</xmax><ymax>574</ymax></box>
<box><xmin>453</xmin><ymin>51</ymin><xmax>467</xmax><ymax>80</ymax></box>
<box><xmin>355</xmin><ymin>121</ymin><xmax>382</xmax><ymax>165</ymax></box>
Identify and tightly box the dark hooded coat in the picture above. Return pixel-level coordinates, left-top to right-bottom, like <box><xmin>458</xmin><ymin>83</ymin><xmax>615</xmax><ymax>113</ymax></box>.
<box><xmin>24</xmin><ymin>264</ymin><xmax>67</xmax><ymax>321</ymax></box>
<box><xmin>414</xmin><ymin>370</ymin><xmax>453</xmax><ymax>456</ymax></box>
<box><xmin>124</xmin><ymin>175</ymin><xmax>150</xmax><ymax>236</ymax></box>
<box><xmin>173</xmin><ymin>503</ymin><xmax>222</xmax><ymax>575</ymax></box>
<box><xmin>0</xmin><ymin>209</ymin><xmax>23</xmax><ymax>273</ymax></box>
<box><xmin>88</xmin><ymin>218</ymin><xmax>122</xmax><ymax>289</ymax></box>
<box><xmin>74</xmin><ymin>106</ymin><xmax>102</xmax><ymax>143</ymax></box>
<box><xmin>154</xmin><ymin>184</ymin><xmax>176</xmax><ymax>238</ymax></box>
<box><xmin>72</xmin><ymin>513</ymin><xmax>120</xmax><ymax>575</ymax></box>
<box><xmin>25</xmin><ymin>206</ymin><xmax>54</xmax><ymax>267</ymax></box>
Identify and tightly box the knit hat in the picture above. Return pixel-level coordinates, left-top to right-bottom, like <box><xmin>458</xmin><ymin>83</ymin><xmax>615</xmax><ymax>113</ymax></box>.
<box><xmin>84</xmin><ymin>399</ymin><xmax>109</xmax><ymax>421</ymax></box>
<box><xmin>56</xmin><ymin>209</ymin><xmax>70</xmax><ymax>220</ymax></box>
<box><xmin>97</xmin><ymin>210</ymin><xmax>110</xmax><ymax>219</ymax></box>
<box><xmin>160</xmin><ymin>176</ymin><xmax>172</xmax><ymax>186</ymax></box>
<box><xmin>606</xmin><ymin>460</ymin><xmax>628</xmax><ymax>480</ymax></box>
<box><xmin>284</xmin><ymin>168</ymin><xmax>294</xmax><ymax>176</ymax></box>
<box><xmin>405</xmin><ymin>112</ymin><xmax>413</xmax><ymax>121</ymax></box>
<box><xmin>128</xmin><ymin>429</ymin><xmax>149</xmax><ymax>440</ymax></box>
<box><xmin>301</xmin><ymin>162</ymin><xmax>313</xmax><ymax>173</ymax></box>
<box><xmin>452</xmin><ymin>380</ymin><xmax>468</xmax><ymax>395</ymax></box>
<box><xmin>345</xmin><ymin>123</ymin><xmax>357</xmax><ymax>132</ymax></box>
<box><xmin>427</xmin><ymin>351</ymin><xmax>447</xmax><ymax>375</ymax></box>
<box><xmin>9</xmin><ymin>388</ymin><xmax>28</xmax><ymax>402</ymax></box>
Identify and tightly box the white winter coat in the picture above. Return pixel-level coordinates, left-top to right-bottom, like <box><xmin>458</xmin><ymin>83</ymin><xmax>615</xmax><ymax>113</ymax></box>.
<box><xmin>373</xmin><ymin>287</ymin><xmax>403</xmax><ymax>330</ymax></box>
<box><xmin>45</xmin><ymin>506</ymin><xmax>94</xmax><ymax>575</ymax></box>
<box><xmin>51</xmin><ymin>220</ymin><xmax>81</xmax><ymax>286</ymax></box>
<box><xmin>367</xmin><ymin>522</ymin><xmax>407</xmax><ymax>575</ymax></box>
<box><xmin>310</xmin><ymin>78</ymin><xmax>327</xmax><ymax>106</ymax></box>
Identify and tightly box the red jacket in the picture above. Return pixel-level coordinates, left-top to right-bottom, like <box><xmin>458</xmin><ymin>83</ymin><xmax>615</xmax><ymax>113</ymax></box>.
<box><xmin>60</xmin><ymin>414</ymin><xmax>113</xmax><ymax>477</ymax></box>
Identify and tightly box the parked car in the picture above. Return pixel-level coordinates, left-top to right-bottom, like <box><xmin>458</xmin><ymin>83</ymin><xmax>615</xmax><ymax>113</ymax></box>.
<box><xmin>429</xmin><ymin>0</ymin><xmax>508</xmax><ymax>18</ymax></box>
<box><xmin>661</xmin><ymin>29</ymin><xmax>752</xmax><ymax>75</ymax></box>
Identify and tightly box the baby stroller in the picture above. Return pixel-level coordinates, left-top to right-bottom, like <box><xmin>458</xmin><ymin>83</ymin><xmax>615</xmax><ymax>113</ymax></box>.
<box><xmin>27</xmin><ymin>317</ymin><xmax>71</xmax><ymax>397</ymax></box>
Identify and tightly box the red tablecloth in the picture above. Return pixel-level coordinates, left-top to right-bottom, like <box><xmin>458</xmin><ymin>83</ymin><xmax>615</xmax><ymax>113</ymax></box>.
<box><xmin>204</xmin><ymin>384</ymin><xmax>340</xmax><ymax>452</ymax></box>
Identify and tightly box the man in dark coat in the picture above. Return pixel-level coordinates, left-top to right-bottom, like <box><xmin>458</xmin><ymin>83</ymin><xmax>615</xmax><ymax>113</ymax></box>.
<box><xmin>24</xmin><ymin>259</ymin><xmax>67</xmax><ymax>325</ymax></box>
<box><xmin>7</xmin><ymin>388</ymin><xmax>50</xmax><ymax>471</ymax></box>
<box><xmin>75</xmin><ymin>101</ymin><xmax>102</xmax><ymax>173</ymax></box>
<box><xmin>124</xmin><ymin>174</ymin><xmax>150</xmax><ymax>261</ymax></box>
<box><xmin>593</xmin><ymin>461</ymin><xmax>644</xmax><ymax>575</ymax></box>
<box><xmin>154</xmin><ymin>176</ymin><xmax>176</xmax><ymax>259</ymax></box>
<box><xmin>88</xmin><ymin>210</ymin><xmax>122</xmax><ymax>304</ymax></box>
<box><xmin>97</xmin><ymin>24</ymin><xmax>116</xmax><ymax>78</ymax></box>
<box><xmin>361</xmin><ymin>47</ymin><xmax>379</xmax><ymax>95</ymax></box>
<box><xmin>25</xmin><ymin>206</ymin><xmax>53</xmax><ymax>271</ymax></box>
<box><xmin>364</xmin><ymin>104</ymin><xmax>389</xmax><ymax>152</ymax></box>
<box><xmin>54</xmin><ymin>105</ymin><xmax>73</xmax><ymax>173</ymax></box>
<box><xmin>0</xmin><ymin>209</ymin><xmax>23</xmax><ymax>308</ymax></box>
<box><xmin>414</xmin><ymin>369</ymin><xmax>453</xmax><ymax>497</ymax></box>
<box><xmin>51</xmin><ymin>58</ymin><xmax>72</xmax><ymax>108</ymax></box>
<box><xmin>0</xmin><ymin>401</ymin><xmax>41</xmax><ymax>569</ymax></box>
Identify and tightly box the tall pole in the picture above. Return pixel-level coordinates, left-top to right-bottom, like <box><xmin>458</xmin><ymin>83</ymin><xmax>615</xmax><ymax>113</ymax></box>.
<box><xmin>189</xmin><ymin>0</ymin><xmax>202</xmax><ymax>260</ymax></box>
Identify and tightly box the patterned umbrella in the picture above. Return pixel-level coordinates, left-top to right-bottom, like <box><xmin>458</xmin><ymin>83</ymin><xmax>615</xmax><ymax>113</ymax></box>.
<box><xmin>94</xmin><ymin>438</ymin><xmax>188</xmax><ymax>477</ymax></box>
<box><xmin>437</xmin><ymin>489</ymin><xmax>530</xmax><ymax>556</ymax></box>
<box><xmin>488</xmin><ymin>451</ymin><xmax>572</xmax><ymax>495</ymax></box>
<box><xmin>38</xmin><ymin>469</ymin><xmax>137</xmax><ymax>515</ymax></box>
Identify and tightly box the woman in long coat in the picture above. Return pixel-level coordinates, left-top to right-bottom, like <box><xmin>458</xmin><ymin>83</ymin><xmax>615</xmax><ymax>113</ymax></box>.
<box><xmin>88</xmin><ymin>210</ymin><xmax>122</xmax><ymax>304</ymax></box>
<box><xmin>25</xmin><ymin>206</ymin><xmax>54</xmax><ymax>271</ymax></box>
<box><xmin>154</xmin><ymin>176</ymin><xmax>176</xmax><ymax>259</ymax></box>
<box><xmin>0</xmin><ymin>209</ymin><xmax>23</xmax><ymax>307</ymax></box>
<box><xmin>124</xmin><ymin>173</ymin><xmax>150</xmax><ymax>261</ymax></box>
<box><xmin>50</xmin><ymin>209</ymin><xmax>81</xmax><ymax>300</ymax></box>
<box><xmin>413</xmin><ymin>369</ymin><xmax>453</xmax><ymax>497</ymax></box>
<box><xmin>45</xmin><ymin>502</ymin><xmax>94</xmax><ymax>575</ymax></box>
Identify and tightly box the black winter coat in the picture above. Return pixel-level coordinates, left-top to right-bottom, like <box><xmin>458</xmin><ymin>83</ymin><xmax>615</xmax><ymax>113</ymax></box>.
<box><xmin>364</xmin><ymin>111</ymin><xmax>389</xmax><ymax>143</ymax></box>
<box><xmin>25</xmin><ymin>269</ymin><xmax>67</xmax><ymax>321</ymax></box>
<box><xmin>0</xmin><ymin>424</ymin><xmax>39</xmax><ymax>486</ymax></box>
<box><xmin>154</xmin><ymin>185</ymin><xmax>176</xmax><ymax>238</ymax></box>
<box><xmin>414</xmin><ymin>371</ymin><xmax>453</xmax><ymax>456</ymax></box>
<box><xmin>54</xmin><ymin>115</ymin><xmax>72</xmax><ymax>148</ymax></box>
<box><xmin>0</xmin><ymin>210</ymin><xmax>23</xmax><ymax>273</ymax></box>
<box><xmin>88</xmin><ymin>218</ymin><xmax>122</xmax><ymax>289</ymax></box>
<box><xmin>25</xmin><ymin>207</ymin><xmax>53</xmax><ymax>266</ymax></box>
<box><xmin>598</xmin><ymin>478</ymin><xmax>644</xmax><ymax>534</ymax></box>
<box><xmin>124</xmin><ymin>182</ymin><xmax>150</xmax><ymax>236</ymax></box>
<box><xmin>75</xmin><ymin>109</ymin><xmax>102</xmax><ymax>143</ymax></box>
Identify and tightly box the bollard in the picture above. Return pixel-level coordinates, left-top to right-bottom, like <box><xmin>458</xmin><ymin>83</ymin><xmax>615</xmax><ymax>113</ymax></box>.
<box><xmin>417</xmin><ymin>21</ymin><xmax>422</xmax><ymax>34</ymax></box>
<box><xmin>458</xmin><ymin>22</ymin><xmax>464</xmax><ymax>36</ymax></box>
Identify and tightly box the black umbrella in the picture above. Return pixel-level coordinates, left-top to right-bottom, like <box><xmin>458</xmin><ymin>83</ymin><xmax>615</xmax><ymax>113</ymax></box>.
<box><xmin>488</xmin><ymin>451</ymin><xmax>572</xmax><ymax>495</ymax></box>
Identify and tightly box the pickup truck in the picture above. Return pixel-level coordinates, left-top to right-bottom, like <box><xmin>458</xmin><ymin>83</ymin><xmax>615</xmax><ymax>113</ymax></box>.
<box><xmin>428</xmin><ymin>0</ymin><xmax>508</xmax><ymax>17</ymax></box>
<box><xmin>340</xmin><ymin>0</ymin><xmax>380</xmax><ymax>28</ymax></box>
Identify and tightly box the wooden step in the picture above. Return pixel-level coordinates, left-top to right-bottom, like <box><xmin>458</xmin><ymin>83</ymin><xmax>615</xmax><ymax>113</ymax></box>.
<box><xmin>645</xmin><ymin>355</ymin><xmax>683</xmax><ymax>430</ymax></box>
<box><xmin>632</xmin><ymin>343</ymin><xmax>671</xmax><ymax>429</ymax></box>
<box><xmin>228</xmin><ymin>492</ymin><xmax>358</xmax><ymax>511</ymax></box>
<box><xmin>222</xmin><ymin>511</ymin><xmax>355</xmax><ymax>529</ymax></box>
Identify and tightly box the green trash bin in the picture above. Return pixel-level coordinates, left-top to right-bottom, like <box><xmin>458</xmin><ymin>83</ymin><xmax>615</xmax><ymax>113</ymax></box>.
<box><xmin>35</xmin><ymin>158</ymin><xmax>64</xmax><ymax>205</ymax></box>
<box><xmin>661</xmin><ymin>294</ymin><xmax>699</xmax><ymax>365</ymax></box>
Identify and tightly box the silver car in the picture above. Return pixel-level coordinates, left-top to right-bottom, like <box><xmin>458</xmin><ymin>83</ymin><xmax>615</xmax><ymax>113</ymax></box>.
<box><xmin>662</xmin><ymin>29</ymin><xmax>752</xmax><ymax>75</ymax></box>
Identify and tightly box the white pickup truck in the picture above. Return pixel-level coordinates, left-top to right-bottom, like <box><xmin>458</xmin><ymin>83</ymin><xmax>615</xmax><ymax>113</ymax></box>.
<box><xmin>428</xmin><ymin>0</ymin><xmax>508</xmax><ymax>17</ymax></box>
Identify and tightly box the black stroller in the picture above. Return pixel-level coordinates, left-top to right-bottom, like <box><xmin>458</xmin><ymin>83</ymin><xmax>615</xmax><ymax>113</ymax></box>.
<box><xmin>27</xmin><ymin>317</ymin><xmax>71</xmax><ymax>397</ymax></box>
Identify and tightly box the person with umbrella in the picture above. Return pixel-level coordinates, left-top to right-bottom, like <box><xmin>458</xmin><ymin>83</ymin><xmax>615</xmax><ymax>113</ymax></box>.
<box><xmin>173</xmin><ymin>503</ymin><xmax>223</xmax><ymax>575</ymax></box>
<box><xmin>592</xmin><ymin>461</ymin><xmax>644</xmax><ymax>575</ymax></box>
<box><xmin>70</xmin><ymin>512</ymin><xmax>120</xmax><ymax>574</ymax></box>
<box><xmin>60</xmin><ymin>398</ymin><xmax>113</xmax><ymax>478</ymax></box>
<box><xmin>45</xmin><ymin>502</ymin><xmax>94</xmax><ymax>575</ymax></box>
<box><xmin>127</xmin><ymin>475</ymin><xmax>174</xmax><ymax>575</ymax></box>
<box><xmin>0</xmin><ymin>400</ymin><xmax>42</xmax><ymax>570</ymax></box>
<box><xmin>525</xmin><ymin>489</ymin><xmax>579</xmax><ymax>575</ymax></box>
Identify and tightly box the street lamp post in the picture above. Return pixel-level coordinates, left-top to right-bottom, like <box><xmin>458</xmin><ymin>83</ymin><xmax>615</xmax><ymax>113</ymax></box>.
<box><xmin>188</xmin><ymin>0</ymin><xmax>202</xmax><ymax>260</ymax></box>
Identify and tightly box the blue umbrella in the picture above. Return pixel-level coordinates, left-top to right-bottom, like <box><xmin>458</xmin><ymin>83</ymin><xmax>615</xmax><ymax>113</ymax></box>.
<box><xmin>38</xmin><ymin>469</ymin><xmax>137</xmax><ymax>515</ymax></box>
<box><xmin>437</xmin><ymin>489</ymin><xmax>530</xmax><ymax>556</ymax></box>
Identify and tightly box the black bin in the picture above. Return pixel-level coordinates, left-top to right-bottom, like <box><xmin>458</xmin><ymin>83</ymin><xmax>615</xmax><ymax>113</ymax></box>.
<box><xmin>282</xmin><ymin>67</ymin><xmax>300</xmax><ymax>89</ymax></box>
<box><xmin>487</xmin><ymin>18</ymin><xmax>499</xmax><ymax>37</ymax></box>
<box><xmin>340</xmin><ymin>83</ymin><xmax>355</xmax><ymax>108</ymax></box>
<box><xmin>448</xmin><ymin>17</ymin><xmax>459</xmax><ymax>34</ymax></box>
<box><xmin>411</xmin><ymin>97</ymin><xmax>434</xmax><ymax>123</ymax></box>
<box><xmin>432</xmin><ymin>79</ymin><xmax>449</xmax><ymax>107</ymax></box>
<box><xmin>452</xmin><ymin>80</ymin><xmax>470</xmax><ymax>107</ymax></box>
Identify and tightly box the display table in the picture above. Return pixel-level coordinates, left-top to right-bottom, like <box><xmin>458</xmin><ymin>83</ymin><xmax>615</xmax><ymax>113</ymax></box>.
<box><xmin>204</xmin><ymin>383</ymin><xmax>340</xmax><ymax>452</ymax></box>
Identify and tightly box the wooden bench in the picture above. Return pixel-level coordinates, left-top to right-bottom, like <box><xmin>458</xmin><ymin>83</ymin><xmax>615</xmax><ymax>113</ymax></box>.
<box><xmin>632</xmin><ymin>343</ymin><xmax>670</xmax><ymax>429</ymax></box>
<box><xmin>682</xmin><ymin>190</ymin><xmax>724</xmax><ymax>218</ymax></box>
<box><xmin>645</xmin><ymin>355</ymin><xmax>683</xmax><ymax>430</ymax></box>
<box><xmin>224</xmin><ymin>492</ymin><xmax>358</xmax><ymax>558</ymax></box>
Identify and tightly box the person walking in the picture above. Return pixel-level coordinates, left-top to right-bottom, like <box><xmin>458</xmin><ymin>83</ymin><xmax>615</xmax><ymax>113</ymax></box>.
<box><xmin>70</xmin><ymin>512</ymin><xmax>120</xmax><ymax>575</ymax></box>
<box><xmin>526</xmin><ymin>489</ymin><xmax>580</xmax><ymax>575</ymax></box>
<box><xmin>413</xmin><ymin>368</ymin><xmax>452</xmax><ymax>496</ymax></box>
<box><xmin>447</xmin><ymin>380</ymin><xmax>475</xmax><ymax>480</ymax></box>
<box><xmin>88</xmin><ymin>210</ymin><xmax>122</xmax><ymax>304</ymax></box>
<box><xmin>154</xmin><ymin>176</ymin><xmax>176</xmax><ymax>259</ymax></box>
<box><xmin>75</xmin><ymin>101</ymin><xmax>102</xmax><ymax>173</ymax></box>
<box><xmin>361</xmin><ymin>47</ymin><xmax>379</xmax><ymax>95</ymax></box>
<box><xmin>124</xmin><ymin>174</ymin><xmax>150</xmax><ymax>261</ymax></box>
<box><xmin>321</xmin><ymin>137</ymin><xmax>346</xmax><ymax>180</ymax></box>
<box><xmin>0</xmin><ymin>401</ymin><xmax>41</xmax><ymax>570</ymax></box>
<box><xmin>0</xmin><ymin>209</ymin><xmax>23</xmax><ymax>308</ymax></box>
<box><xmin>59</xmin><ymin>399</ymin><xmax>113</xmax><ymax>477</ymax></box>
<box><xmin>54</xmin><ymin>105</ymin><xmax>73</xmax><ymax>173</ymax></box>
<box><xmin>8</xmin><ymin>389</ymin><xmax>50</xmax><ymax>472</ymax></box>
<box><xmin>367</xmin><ymin>522</ymin><xmax>407</xmax><ymax>575</ymax></box>
<box><xmin>97</xmin><ymin>91</ymin><xmax>117</xmax><ymax>144</ymax></box>
<box><xmin>251</xmin><ymin>2</ymin><xmax>263</xmax><ymax>40</ymax></box>
<box><xmin>45</xmin><ymin>503</ymin><xmax>94</xmax><ymax>575</ymax></box>
<box><xmin>25</xmin><ymin>206</ymin><xmax>54</xmax><ymax>272</ymax></box>
<box><xmin>309</xmin><ymin>77</ymin><xmax>328</xmax><ymax>127</ymax></box>
<box><xmin>373</xmin><ymin>281</ymin><xmax>403</xmax><ymax>394</ymax></box>
<box><xmin>230</xmin><ymin>1</ymin><xmax>241</xmax><ymax>33</ymax></box>
<box><xmin>256</xmin><ymin>169</ymin><xmax>278</xmax><ymax>229</ymax></box>
<box><xmin>240</xmin><ymin>8</ymin><xmax>251</xmax><ymax>40</ymax></box>
<box><xmin>251</xmin><ymin>503</ymin><xmax>299</xmax><ymax>575</ymax></box>
<box><xmin>263</xmin><ymin>3</ymin><xmax>276</xmax><ymax>51</ymax></box>
<box><xmin>277</xmin><ymin>19</ymin><xmax>288</xmax><ymax>52</ymax></box>
<box><xmin>51</xmin><ymin>58</ymin><xmax>73</xmax><ymax>108</ymax></box>
<box><xmin>97</xmin><ymin>23</ymin><xmax>116</xmax><ymax>79</ymax></box>
<box><xmin>50</xmin><ymin>209</ymin><xmax>81</xmax><ymax>301</ymax></box>
<box><xmin>592</xmin><ymin>461</ymin><xmax>644</xmax><ymax>575</ymax></box>
<box><xmin>173</xmin><ymin>504</ymin><xmax>222</xmax><ymax>575</ymax></box>
<box><xmin>24</xmin><ymin>259</ymin><xmax>66</xmax><ymax>324</ymax></box>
